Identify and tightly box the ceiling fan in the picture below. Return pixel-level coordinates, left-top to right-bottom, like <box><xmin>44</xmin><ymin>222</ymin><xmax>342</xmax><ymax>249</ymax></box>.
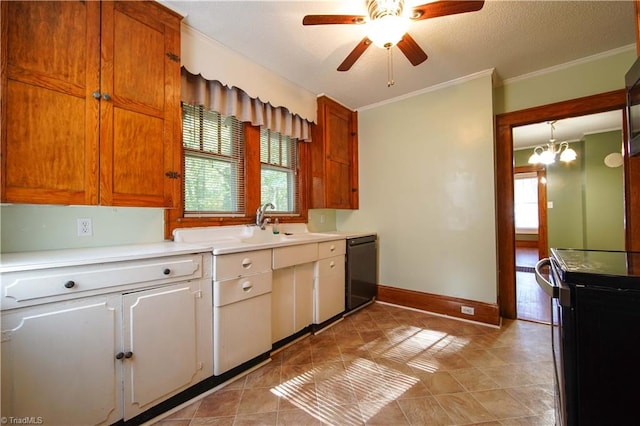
<box><xmin>303</xmin><ymin>0</ymin><xmax>485</xmax><ymax>74</ymax></box>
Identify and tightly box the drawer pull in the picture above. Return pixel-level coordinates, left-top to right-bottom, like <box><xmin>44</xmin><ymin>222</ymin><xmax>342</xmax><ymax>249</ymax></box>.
<box><xmin>242</xmin><ymin>281</ymin><xmax>253</xmax><ymax>292</ymax></box>
<box><xmin>330</xmin><ymin>261</ymin><xmax>335</xmax><ymax>268</ymax></box>
<box><xmin>64</xmin><ymin>280</ymin><xmax>76</xmax><ymax>289</ymax></box>
<box><xmin>115</xmin><ymin>352</ymin><xmax>125</xmax><ymax>360</ymax></box>
<box><xmin>241</xmin><ymin>258</ymin><xmax>252</xmax><ymax>269</ymax></box>
<box><xmin>124</xmin><ymin>351</ymin><xmax>133</xmax><ymax>359</ymax></box>
<box><xmin>163</xmin><ymin>268</ymin><xmax>171</xmax><ymax>275</ymax></box>
<box><xmin>330</xmin><ymin>245</ymin><xmax>336</xmax><ymax>252</ymax></box>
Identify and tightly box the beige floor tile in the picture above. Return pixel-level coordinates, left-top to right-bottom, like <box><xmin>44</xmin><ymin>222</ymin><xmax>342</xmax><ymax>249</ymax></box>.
<box><xmin>316</xmin><ymin>378</ymin><xmax>358</xmax><ymax>406</ymax></box>
<box><xmin>435</xmin><ymin>392</ymin><xmax>497</xmax><ymax>424</ymax></box>
<box><xmin>189</xmin><ymin>417</ymin><xmax>235</xmax><ymax>425</ymax></box>
<box><xmin>449</xmin><ymin>367</ymin><xmax>501</xmax><ymax>392</ymax></box>
<box><xmin>397</xmin><ymin>396</ymin><xmax>453</xmax><ymax>425</ymax></box>
<box><xmin>276</xmin><ymin>407</ymin><xmax>323</xmax><ymax>426</ymax></box>
<box><xmin>194</xmin><ymin>389</ymin><xmax>242</xmax><ymax>418</ymax></box>
<box><xmin>244</xmin><ymin>364</ymin><xmax>282</xmax><ymax>388</ymax></box>
<box><xmin>236</xmin><ymin>387</ymin><xmax>279</xmax><ymax>415</ymax></box>
<box><xmin>233</xmin><ymin>411</ymin><xmax>277</xmax><ymax>425</ymax></box>
<box><xmin>472</xmin><ymin>388</ymin><xmax>535</xmax><ymax>419</ymax></box>
<box><xmin>359</xmin><ymin>400</ymin><xmax>409</xmax><ymax>425</ymax></box>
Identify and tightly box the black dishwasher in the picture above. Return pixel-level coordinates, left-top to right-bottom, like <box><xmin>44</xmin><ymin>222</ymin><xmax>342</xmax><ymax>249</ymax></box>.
<box><xmin>346</xmin><ymin>235</ymin><xmax>377</xmax><ymax>312</ymax></box>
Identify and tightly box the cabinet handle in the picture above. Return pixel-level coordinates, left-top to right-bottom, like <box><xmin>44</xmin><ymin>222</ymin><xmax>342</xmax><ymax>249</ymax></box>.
<box><xmin>124</xmin><ymin>351</ymin><xmax>133</xmax><ymax>359</ymax></box>
<box><xmin>92</xmin><ymin>91</ymin><xmax>101</xmax><ymax>99</ymax></box>
<box><xmin>330</xmin><ymin>245</ymin><xmax>336</xmax><ymax>252</ymax></box>
<box><xmin>163</xmin><ymin>268</ymin><xmax>171</xmax><ymax>275</ymax></box>
<box><xmin>330</xmin><ymin>261</ymin><xmax>335</xmax><ymax>268</ymax></box>
<box><xmin>102</xmin><ymin>93</ymin><xmax>111</xmax><ymax>101</ymax></box>
<box><xmin>64</xmin><ymin>280</ymin><xmax>76</xmax><ymax>289</ymax></box>
<box><xmin>242</xmin><ymin>281</ymin><xmax>253</xmax><ymax>292</ymax></box>
<box><xmin>241</xmin><ymin>258</ymin><xmax>252</xmax><ymax>269</ymax></box>
<box><xmin>115</xmin><ymin>352</ymin><xmax>125</xmax><ymax>360</ymax></box>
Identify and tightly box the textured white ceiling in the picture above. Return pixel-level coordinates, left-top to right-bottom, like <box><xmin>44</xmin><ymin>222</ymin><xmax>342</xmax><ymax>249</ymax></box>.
<box><xmin>164</xmin><ymin>0</ymin><xmax>635</xmax><ymax>110</ymax></box>
<box><xmin>163</xmin><ymin>0</ymin><xmax>635</xmax><ymax>148</ymax></box>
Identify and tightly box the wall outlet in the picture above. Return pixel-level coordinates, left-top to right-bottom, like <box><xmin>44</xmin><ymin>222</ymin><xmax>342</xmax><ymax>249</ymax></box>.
<box><xmin>320</xmin><ymin>214</ymin><xmax>325</xmax><ymax>224</ymax></box>
<box><xmin>77</xmin><ymin>218</ymin><xmax>93</xmax><ymax>237</ymax></box>
<box><xmin>461</xmin><ymin>306</ymin><xmax>475</xmax><ymax>315</ymax></box>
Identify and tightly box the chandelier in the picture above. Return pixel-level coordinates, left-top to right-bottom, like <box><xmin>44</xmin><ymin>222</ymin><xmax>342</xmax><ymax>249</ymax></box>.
<box><xmin>528</xmin><ymin>121</ymin><xmax>577</xmax><ymax>165</ymax></box>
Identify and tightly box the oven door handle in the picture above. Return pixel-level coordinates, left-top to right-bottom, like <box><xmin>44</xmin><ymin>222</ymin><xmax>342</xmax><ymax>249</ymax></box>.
<box><xmin>535</xmin><ymin>258</ymin><xmax>559</xmax><ymax>298</ymax></box>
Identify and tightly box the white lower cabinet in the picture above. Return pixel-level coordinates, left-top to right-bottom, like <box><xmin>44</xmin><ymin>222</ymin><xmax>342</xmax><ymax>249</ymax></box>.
<box><xmin>314</xmin><ymin>255</ymin><xmax>346</xmax><ymax>324</ymax></box>
<box><xmin>1</xmin><ymin>294</ymin><xmax>122</xmax><ymax>426</ymax></box>
<box><xmin>272</xmin><ymin>263</ymin><xmax>314</xmax><ymax>343</ymax></box>
<box><xmin>123</xmin><ymin>280</ymin><xmax>212</xmax><ymax>419</ymax></box>
<box><xmin>314</xmin><ymin>240</ymin><xmax>346</xmax><ymax>324</ymax></box>
<box><xmin>0</xmin><ymin>255</ymin><xmax>213</xmax><ymax>424</ymax></box>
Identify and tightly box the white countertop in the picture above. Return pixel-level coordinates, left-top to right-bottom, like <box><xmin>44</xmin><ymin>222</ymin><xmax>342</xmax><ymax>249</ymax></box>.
<box><xmin>0</xmin><ymin>227</ymin><xmax>377</xmax><ymax>273</ymax></box>
<box><xmin>0</xmin><ymin>242</ymin><xmax>212</xmax><ymax>273</ymax></box>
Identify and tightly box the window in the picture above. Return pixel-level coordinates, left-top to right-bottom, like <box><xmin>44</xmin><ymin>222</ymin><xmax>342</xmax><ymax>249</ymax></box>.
<box><xmin>514</xmin><ymin>172</ymin><xmax>539</xmax><ymax>233</ymax></box>
<box><xmin>260</xmin><ymin>128</ymin><xmax>298</xmax><ymax>214</ymax></box>
<box><xmin>182</xmin><ymin>104</ymin><xmax>244</xmax><ymax>216</ymax></box>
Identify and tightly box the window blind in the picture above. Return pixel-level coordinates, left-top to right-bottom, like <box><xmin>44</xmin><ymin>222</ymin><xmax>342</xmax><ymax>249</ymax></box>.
<box><xmin>260</xmin><ymin>128</ymin><xmax>298</xmax><ymax>214</ymax></box>
<box><xmin>182</xmin><ymin>103</ymin><xmax>245</xmax><ymax>215</ymax></box>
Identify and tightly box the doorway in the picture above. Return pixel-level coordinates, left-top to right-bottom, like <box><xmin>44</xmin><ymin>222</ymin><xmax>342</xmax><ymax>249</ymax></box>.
<box><xmin>513</xmin><ymin>166</ymin><xmax>550</xmax><ymax>323</ymax></box>
<box><xmin>495</xmin><ymin>89</ymin><xmax>635</xmax><ymax>319</ymax></box>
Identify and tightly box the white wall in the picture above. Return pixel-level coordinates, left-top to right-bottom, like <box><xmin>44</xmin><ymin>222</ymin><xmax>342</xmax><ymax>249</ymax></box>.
<box><xmin>337</xmin><ymin>72</ymin><xmax>497</xmax><ymax>304</ymax></box>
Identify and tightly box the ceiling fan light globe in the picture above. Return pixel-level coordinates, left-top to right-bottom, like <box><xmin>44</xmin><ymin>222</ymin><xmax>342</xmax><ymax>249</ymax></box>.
<box><xmin>367</xmin><ymin>15</ymin><xmax>408</xmax><ymax>48</ymax></box>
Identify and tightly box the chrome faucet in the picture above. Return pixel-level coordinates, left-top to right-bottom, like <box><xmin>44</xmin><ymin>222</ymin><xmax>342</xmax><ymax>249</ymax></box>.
<box><xmin>256</xmin><ymin>203</ymin><xmax>275</xmax><ymax>230</ymax></box>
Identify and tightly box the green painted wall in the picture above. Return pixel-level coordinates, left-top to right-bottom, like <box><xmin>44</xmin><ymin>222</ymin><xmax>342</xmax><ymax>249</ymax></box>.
<box><xmin>583</xmin><ymin>131</ymin><xmax>625</xmax><ymax>250</ymax></box>
<box><xmin>514</xmin><ymin>130</ymin><xmax>624</xmax><ymax>251</ymax></box>
<box><xmin>495</xmin><ymin>46</ymin><xmax>635</xmax><ymax>114</ymax></box>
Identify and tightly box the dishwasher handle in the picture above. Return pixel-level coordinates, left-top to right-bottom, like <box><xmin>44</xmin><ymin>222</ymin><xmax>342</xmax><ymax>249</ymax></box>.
<box><xmin>535</xmin><ymin>258</ymin><xmax>558</xmax><ymax>299</ymax></box>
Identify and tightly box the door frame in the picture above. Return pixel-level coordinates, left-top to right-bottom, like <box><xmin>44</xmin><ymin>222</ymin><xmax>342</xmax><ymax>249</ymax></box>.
<box><xmin>514</xmin><ymin>165</ymin><xmax>548</xmax><ymax>261</ymax></box>
<box><xmin>495</xmin><ymin>89</ymin><xmax>635</xmax><ymax>319</ymax></box>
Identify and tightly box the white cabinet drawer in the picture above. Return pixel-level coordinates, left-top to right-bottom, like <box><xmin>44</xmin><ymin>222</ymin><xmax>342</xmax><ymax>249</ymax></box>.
<box><xmin>273</xmin><ymin>243</ymin><xmax>318</xmax><ymax>269</ymax></box>
<box><xmin>213</xmin><ymin>249</ymin><xmax>271</xmax><ymax>281</ymax></box>
<box><xmin>318</xmin><ymin>239</ymin><xmax>346</xmax><ymax>259</ymax></box>
<box><xmin>316</xmin><ymin>255</ymin><xmax>345</xmax><ymax>277</ymax></box>
<box><xmin>1</xmin><ymin>255</ymin><xmax>202</xmax><ymax>310</ymax></box>
<box><xmin>213</xmin><ymin>271</ymin><xmax>272</xmax><ymax>307</ymax></box>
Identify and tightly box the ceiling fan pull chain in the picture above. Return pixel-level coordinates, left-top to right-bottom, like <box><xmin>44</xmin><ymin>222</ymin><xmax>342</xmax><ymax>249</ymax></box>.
<box><xmin>387</xmin><ymin>47</ymin><xmax>395</xmax><ymax>87</ymax></box>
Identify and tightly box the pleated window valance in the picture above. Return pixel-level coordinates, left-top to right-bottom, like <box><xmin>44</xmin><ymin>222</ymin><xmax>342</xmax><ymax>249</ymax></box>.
<box><xmin>181</xmin><ymin>69</ymin><xmax>312</xmax><ymax>142</ymax></box>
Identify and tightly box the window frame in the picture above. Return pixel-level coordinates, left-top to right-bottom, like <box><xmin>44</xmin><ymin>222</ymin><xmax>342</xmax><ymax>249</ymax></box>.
<box><xmin>165</xmin><ymin>106</ymin><xmax>310</xmax><ymax>237</ymax></box>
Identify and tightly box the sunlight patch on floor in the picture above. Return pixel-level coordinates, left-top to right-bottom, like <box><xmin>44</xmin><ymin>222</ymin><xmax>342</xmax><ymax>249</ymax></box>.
<box><xmin>271</xmin><ymin>357</ymin><xmax>419</xmax><ymax>424</ymax></box>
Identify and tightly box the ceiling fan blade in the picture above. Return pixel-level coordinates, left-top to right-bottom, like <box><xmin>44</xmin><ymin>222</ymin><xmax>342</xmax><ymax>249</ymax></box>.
<box><xmin>303</xmin><ymin>15</ymin><xmax>366</xmax><ymax>25</ymax></box>
<box><xmin>337</xmin><ymin>37</ymin><xmax>372</xmax><ymax>71</ymax></box>
<box><xmin>397</xmin><ymin>33</ymin><xmax>428</xmax><ymax>66</ymax></box>
<box><xmin>410</xmin><ymin>0</ymin><xmax>484</xmax><ymax>21</ymax></box>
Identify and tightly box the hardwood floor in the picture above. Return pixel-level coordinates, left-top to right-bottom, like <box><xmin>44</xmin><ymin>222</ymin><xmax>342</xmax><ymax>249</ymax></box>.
<box><xmin>515</xmin><ymin>247</ymin><xmax>551</xmax><ymax>324</ymax></box>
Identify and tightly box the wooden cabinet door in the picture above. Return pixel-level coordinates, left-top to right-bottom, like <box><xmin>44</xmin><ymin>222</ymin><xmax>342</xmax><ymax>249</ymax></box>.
<box><xmin>312</xmin><ymin>96</ymin><xmax>359</xmax><ymax>209</ymax></box>
<box><xmin>99</xmin><ymin>1</ymin><xmax>181</xmax><ymax>207</ymax></box>
<box><xmin>1</xmin><ymin>1</ymin><xmax>101</xmax><ymax>204</ymax></box>
<box><xmin>122</xmin><ymin>282</ymin><xmax>201</xmax><ymax>420</ymax></box>
<box><xmin>1</xmin><ymin>295</ymin><xmax>122</xmax><ymax>425</ymax></box>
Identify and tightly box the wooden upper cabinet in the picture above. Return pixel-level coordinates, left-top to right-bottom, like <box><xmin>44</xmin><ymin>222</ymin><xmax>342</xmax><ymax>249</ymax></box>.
<box><xmin>1</xmin><ymin>0</ymin><xmax>182</xmax><ymax>207</ymax></box>
<box><xmin>311</xmin><ymin>96</ymin><xmax>359</xmax><ymax>209</ymax></box>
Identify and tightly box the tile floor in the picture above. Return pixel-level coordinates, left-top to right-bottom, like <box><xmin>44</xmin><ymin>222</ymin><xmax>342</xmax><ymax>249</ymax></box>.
<box><xmin>152</xmin><ymin>302</ymin><xmax>555</xmax><ymax>425</ymax></box>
